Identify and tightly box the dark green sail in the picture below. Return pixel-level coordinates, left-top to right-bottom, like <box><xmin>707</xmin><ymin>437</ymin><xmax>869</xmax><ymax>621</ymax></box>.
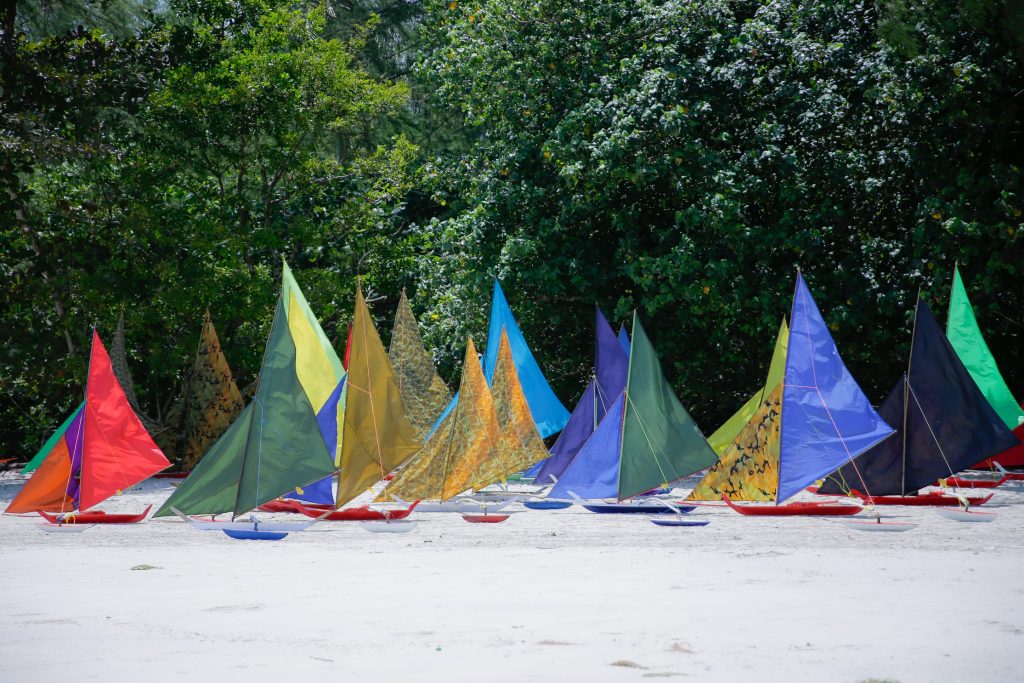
<box><xmin>618</xmin><ymin>313</ymin><xmax>718</xmax><ymax>499</ymax></box>
<box><xmin>155</xmin><ymin>296</ymin><xmax>336</xmax><ymax>518</ymax></box>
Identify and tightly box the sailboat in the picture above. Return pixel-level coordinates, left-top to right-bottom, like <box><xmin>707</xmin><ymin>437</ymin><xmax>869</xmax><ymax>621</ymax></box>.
<box><xmin>546</xmin><ymin>311</ymin><xmax>718</xmax><ymax>513</ymax></box>
<box><xmin>428</xmin><ymin>280</ymin><xmax>569</xmax><ymax>439</ymax></box>
<box><xmin>818</xmin><ymin>297</ymin><xmax>1019</xmax><ymax>508</ymax></box>
<box><xmin>7</xmin><ymin>330</ymin><xmax>171</xmax><ymax>525</ymax></box>
<box><xmin>287</xmin><ymin>283</ymin><xmax>424</xmax><ymax>520</ymax></box>
<box><xmin>156</xmin><ymin>309</ymin><xmax>245</xmax><ymax>473</ymax></box>
<box><xmin>388</xmin><ymin>288</ymin><xmax>453</xmax><ymax>440</ymax></box>
<box><xmin>534</xmin><ymin>307</ymin><xmax>627</xmax><ymax>486</ymax></box>
<box><xmin>153</xmin><ymin>262</ymin><xmax>342</xmax><ymax>532</ymax></box>
<box><xmin>690</xmin><ymin>272</ymin><xmax>894</xmax><ymax>516</ymax></box>
<box><xmin>380</xmin><ymin>330</ymin><xmax>547</xmax><ymax>515</ymax></box>
<box><xmin>946</xmin><ymin>265</ymin><xmax>1024</xmax><ymax>469</ymax></box>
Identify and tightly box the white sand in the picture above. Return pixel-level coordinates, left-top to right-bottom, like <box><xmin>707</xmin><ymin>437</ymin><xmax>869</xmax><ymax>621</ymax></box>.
<box><xmin>1</xmin><ymin>474</ymin><xmax>1022</xmax><ymax>682</ymax></box>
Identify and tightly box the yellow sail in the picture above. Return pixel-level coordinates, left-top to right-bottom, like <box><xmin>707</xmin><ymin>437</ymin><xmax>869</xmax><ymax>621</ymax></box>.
<box><xmin>336</xmin><ymin>285</ymin><xmax>421</xmax><ymax>507</ymax></box>
<box><xmin>388</xmin><ymin>289</ymin><xmax>453</xmax><ymax>439</ymax></box>
<box><xmin>378</xmin><ymin>338</ymin><xmax>500</xmax><ymax>501</ymax></box>
<box><xmin>688</xmin><ymin>384</ymin><xmax>782</xmax><ymax>501</ymax></box>
<box><xmin>466</xmin><ymin>329</ymin><xmax>548</xmax><ymax>490</ymax></box>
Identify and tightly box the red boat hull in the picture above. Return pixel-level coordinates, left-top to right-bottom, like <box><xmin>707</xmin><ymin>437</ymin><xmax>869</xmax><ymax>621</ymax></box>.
<box><xmin>257</xmin><ymin>500</ymin><xmax>334</xmax><ymax>513</ymax></box>
<box><xmin>38</xmin><ymin>505</ymin><xmax>152</xmax><ymax>524</ymax></box>
<box><xmin>294</xmin><ymin>501</ymin><xmax>418</xmax><ymax>521</ymax></box>
<box><xmin>462</xmin><ymin>514</ymin><xmax>510</xmax><ymax>523</ymax></box>
<box><xmin>934</xmin><ymin>475</ymin><xmax>1009</xmax><ymax>489</ymax></box>
<box><xmin>852</xmin><ymin>490</ymin><xmax>993</xmax><ymax>506</ymax></box>
<box><xmin>722</xmin><ymin>496</ymin><xmax>860</xmax><ymax>516</ymax></box>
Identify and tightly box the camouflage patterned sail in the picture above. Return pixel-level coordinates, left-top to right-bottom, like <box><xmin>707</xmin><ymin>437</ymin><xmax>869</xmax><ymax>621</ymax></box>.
<box><xmin>109</xmin><ymin>307</ymin><xmax>164</xmax><ymax>437</ymax></box>
<box><xmin>378</xmin><ymin>338</ymin><xmax>499</xmax><ymax>501</ymax></box>
<box><xmin>161</xmin><ymin>310</ymin><xmax>245</xmax><ymax>471</ymax></box>
<box><xmin>388</xmin><ymin>289</ymin><xmax>452</xmax><ymax>439</ymax></box>
<box><xmin>688</xmin><ymin>384</ymin><xmax>782</xmax><ymax>501</ymax></box>
<box><xmin>466</xmin><ymin>330</ymin><xmax>549</xmax><ymax>490</ymax></box>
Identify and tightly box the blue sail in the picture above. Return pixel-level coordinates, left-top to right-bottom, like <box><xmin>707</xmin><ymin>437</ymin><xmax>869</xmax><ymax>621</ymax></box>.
<box><xmin>429</xmin><ymin>280</ymin><xmax>569</xmax><ymax>439</ymax></box>
<box><xmin>618</xmin><ymin>325</ymin><xmax>631</xmax><ymax>357</ymax></box>
<box><xmin>285</xmin><ymin>376</ymin><xmax>346</xmax><ymax>505</ymax></box>
<box><xmin>595</xmin><ymin>307</ymin><xmax>628</xmax><ymax>423</ymax></box>
<box><xmin>777</xmin><ymin>273</ymin><xmax>894</xmax><ymax>502</ymax></box>
<box><xmin>549</xmin><ymin>394</ymin><xmax>624</xmax><ymax>500</ymax></box>
<box><xmin>535</xmin><ymin>379</ymin><xmax>598</xmax><ymax>484</ymax></box>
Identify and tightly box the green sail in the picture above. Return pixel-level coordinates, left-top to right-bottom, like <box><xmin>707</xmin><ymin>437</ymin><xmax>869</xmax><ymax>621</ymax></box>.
<box><xmin>23</xmin><ymin>401</ymin><xmax>84</xmax><ymax>473</ymax></box>
<box><xmin>618</xmin><ymin>312</ymin><xmax>718</xmax><ymax>499</ymax></box>
<box><xmin>947</xmin><ymin>266</ymin><xmax>1022</xmax><ymax>429</ymax></box>
<box><xmin>706</xmin><ymin>319</ymin><xmax>789</xmax><ymax>454</ymax></box>
<box><xmin>155</xmin><ymin>296</ymin><xmax>336</xmax><ymax>518</ymax></box>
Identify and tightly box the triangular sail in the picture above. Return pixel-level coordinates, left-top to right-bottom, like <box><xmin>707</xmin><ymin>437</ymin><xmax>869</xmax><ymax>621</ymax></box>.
<box><xmin>946</xmin><ymin>266</ymin><xmax>1023</xmax><ymax>429</ymax></box>
<box><xmin>336</xmin><ymin>286</ymin><xmax>421</xmax><ymax>507</ymax></box>
<box><xmin>595</xmin><ymin>307</ymin><xmax>628</xmax><ymax>423</ymax></box>
<box><xmin>155</xmin><ymin>296</ymin><xmax>336</xmax><ymax>517</ymax></box>
<box><xmin>706</xmin><ymin>319</ymin><xmax>788</xmax><ymax>455</ymax></box>
<box><xmin>429</xmin><ymin>280</ymin><xmax>569</xmax><ymax>439</ymax></box>
<box><xmin>820</xmin><ymin>299</ymin><xmax>1020</xmax><ymax>495</ymax></box>
<box><xmin>777</xmin><ymin>273</ymin><xmax>893</xmax><ymax>502</ymax></box>
<box><xmin>547</xmin><ymin>395</ymin><xmax>625</xmax><ymax>500</ymax></box>
<box><xmin>7</xmin><ymin>406</ymin><xmax>85</xmax><ymax>513</ymax></box>
<box><xmin>378</xmin><ymin>338</ymin><xmax>499</xmax><ymax>501</ymax></box>
<box><xmin>78</xmin><ymin>331</ymin><xmax>171</xmax><ymax>510</ymax></box>
<box><xmin>466</xmin><ymin>330</ymin><xmax>549</xmax><ymax>490</ymax></box>
<box><xmin>688</xmin><ymin>385</ymin><xmax>782</xmax><ymax>501</ymax></box>
<box><xmin>618</xmin><ymin>313</ymin><xmax>718</xmax><ymax>499</ymax></box>
<box><xmin>534</xmin><ymin>379</ymin><xmax>598</xmax><ymax>485</ymax></box>
<box><xmin>618</xmin><ymin>325</ymin><xmax>631</xmax><ymax>357</ymax></box>
<box><xmin>22</xmin><ymin>402</ymin><xmax>83</xmax><ymax>474</ymax></box>
<box><xmin>109</xmin><ymin>308</ymin><xmax>163</xmax><ymax>437</ymax></box>
<box><xmin>161</xmin><ymin>310</ymin><xmax>245</xmax><ymax>471</ymax></box>
<box><xmin>388</xmin><ymin>289</ymin><xmax>453</xmax><ymax>439</ymax></box>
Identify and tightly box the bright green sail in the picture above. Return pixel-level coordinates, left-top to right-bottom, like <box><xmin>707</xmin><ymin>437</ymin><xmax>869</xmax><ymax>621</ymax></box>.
<box><xmin>618</xmin><ymin>313</ymin><xmax>719</xmax><ymax>499</ymax></box>
<box><xmin>154</xmin><ymin>295</ymin><xmax>336</xmax><ymax>518</ymax></box>
<box><xmin>23</xmin><ymin>402</ymin><xmax>84</xmax><ymax>474</ymax></box>
<box><xmin>947</xmin><ymin>266</ymin><xmax>1022</xmax><ymax>429</ymax></box>
<box><xmin>706</xmin><ymin>319</ymin><xmax>788</xmax><ymax>454</ymax></box>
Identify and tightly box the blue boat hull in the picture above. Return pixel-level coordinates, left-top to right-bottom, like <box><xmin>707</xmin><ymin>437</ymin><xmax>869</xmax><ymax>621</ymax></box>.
<box><xmin>651</xmin><ymin>518</ymin><xmax>709</xmax><ymax>527</ymax></box>
<box><xmin>524</xmin><ymin>500</ymin><xmax>573</xmax><ymax>510</ymax></box>
<box><xmin>222</xmin><ymin>528</ymin><xmax>289</xmax><ymax>541</ymax></box>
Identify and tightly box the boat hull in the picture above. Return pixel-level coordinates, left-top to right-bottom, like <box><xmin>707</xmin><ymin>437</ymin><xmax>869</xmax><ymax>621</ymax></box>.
<box><xmin>582</xmin><ymin>502</ymin><xmax>695</xmax><ymax>514</ymax></box>
<box><xmin>934</xmin><ymin>507</ymin><xmax>997</xmax><ymax>522</ymax></box>
<box><xmin>852</xmin><ymin>490</ymin><xmax>993</xmax><ymax>506</ymax></box>
<box><xmin>723</xmin><ymin>496</ymin><xmax>860</xmax><ymax>516</ymax></box>
<box><xmin>523</xmin><ymin>500</ymin><xmax>572</xmax><ymax>510</ymax></box>
<box><xmin>933</xmin><ymin>475</ymin><xmax>1009</xmax><ymax>489</ymax></box>
<box><xmin>462</xmin><ymin>514</ymin><xmax>510</xmax><ymax>523</ymax></box>
<box><xmin>38</xmin><ymin>505</ymin><xmax>152</xmax><ymax>524</ymax></box>
<box><xmin>650</xmin><ymin>518</ymin><xmax>709</xmax><ymax>527</ymax></box>
<box><xmin>222</xmin><ymin>528</ymin><xmax>288</xmax><ymax>540</ymax></box>
<box><xmin>294</xmin><ymin>501</ymin><xmax>418</xmax><ymax>521</ymax></box>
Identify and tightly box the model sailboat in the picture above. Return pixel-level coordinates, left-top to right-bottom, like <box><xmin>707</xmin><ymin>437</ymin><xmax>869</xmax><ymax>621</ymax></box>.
<box><xmin>429</xmin><ymin>280</ymin><xmax>569</xmax><ymax>439</ymax></box>
<box><xmin>818</xmin><ymin>297</ymin><xmax>1019</xmax><ymax>505</ymax></box>
<box><xmin>690</xmin><ymin>272</ymin><xmax>893</xmax><ymax>515</ymax></box>
<box><xmin>154</xmin><ymin>263</ymin><xmax>341</xmax><ymax>526</ymax></box>
<box><xmin>546</xmin><ymin>311</ymin><xmax>718</xmax><ymax>512</ymax></box>
<box><xmin>946</xmin><ymin>266</ymin><xmax>1024</xmax><ymax>469</ymax></box>
<box><xmin>534</xmin><ymin>307</ymin><xmax>628</xmax><ymax>485</ymax></box>
<box><xmin>8</xmin><ymin>330</ymin><xmax>171</xmax><ymax>523</ymax></box>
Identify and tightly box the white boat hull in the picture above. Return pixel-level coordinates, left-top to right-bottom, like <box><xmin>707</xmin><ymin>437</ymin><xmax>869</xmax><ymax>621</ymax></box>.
<box><xmin>935</xmin><ymin>507</ymin><xmax>996</xmax><ymax>523</ymax></box>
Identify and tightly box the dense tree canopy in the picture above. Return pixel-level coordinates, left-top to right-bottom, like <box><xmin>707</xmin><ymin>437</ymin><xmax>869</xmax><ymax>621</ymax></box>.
<box><xmin>0</xmin><ymin>0</ymin><xmax>1020</xmax><ymax>458</ymax></box>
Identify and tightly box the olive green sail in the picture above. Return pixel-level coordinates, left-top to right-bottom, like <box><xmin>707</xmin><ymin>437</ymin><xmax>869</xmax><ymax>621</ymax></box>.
<box><xmin>335</xmin><ymin>286</ymin><xmax>422</xmax><ymax>507</ymax></box>
<box><xmin>154</xmin><ymin>295</ymin><xmax>336</xmax><ymax>518</ymax></box>
<box><xmin>388</xmin><ymin>289</ymin><xmax>453</xmax><ymax>439</ymax></box>
<box><xmin>705</xmin><ymin>319</ymin><xmax>789</xmax><ymax>454</ymax></box>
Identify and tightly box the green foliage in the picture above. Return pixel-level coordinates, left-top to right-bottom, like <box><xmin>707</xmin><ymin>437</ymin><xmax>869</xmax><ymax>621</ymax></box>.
<box><xmin>413</xmin><ymin>0</ymin><xmax>1022</xmax><ymax>426</ymax></box>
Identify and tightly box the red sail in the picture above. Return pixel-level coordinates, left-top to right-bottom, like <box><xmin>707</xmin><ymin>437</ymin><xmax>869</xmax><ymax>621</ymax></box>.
<box><xmin>79</xmin><ymin>331</ymin><xmax>170</xmax><ymax>510</ymax></box>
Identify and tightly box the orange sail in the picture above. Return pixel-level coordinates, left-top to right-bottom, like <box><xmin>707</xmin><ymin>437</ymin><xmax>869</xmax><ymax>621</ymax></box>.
<box><xmin>379</xmin><ymin>337</ymin><xmax>499</xmax><ymax>501</ymax></box>
<box><xmin>467</xmin><ymin>329</ymin><xmax>548</xmax><ymax>490</ymax></box>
